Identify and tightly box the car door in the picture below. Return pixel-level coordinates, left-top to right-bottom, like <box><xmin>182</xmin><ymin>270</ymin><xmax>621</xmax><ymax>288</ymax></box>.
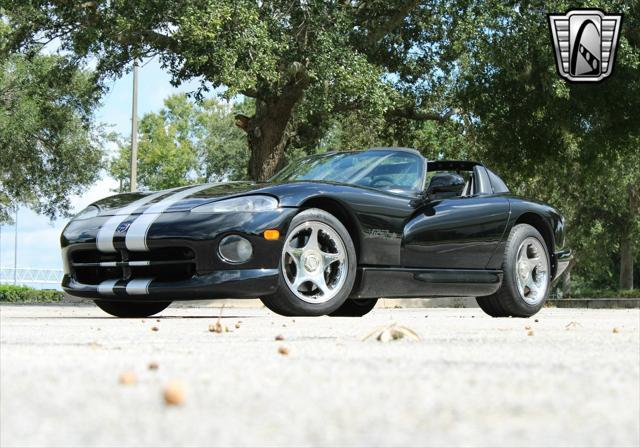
<box><xmin>401</xmin><ymin>166</ymin><xmax>510</xmax><ymax>269</ymax></box>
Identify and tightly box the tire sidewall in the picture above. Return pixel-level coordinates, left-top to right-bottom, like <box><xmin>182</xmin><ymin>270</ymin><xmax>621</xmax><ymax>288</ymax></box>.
<box><xmin>503</xmin><ymin>224</ymin><xmax>551</xmax><ymax>315</ymax></box>
<box><xmin>274</xmin><ymin>208</ymin><xmax>357</xmax><ymax>316</ymax></box>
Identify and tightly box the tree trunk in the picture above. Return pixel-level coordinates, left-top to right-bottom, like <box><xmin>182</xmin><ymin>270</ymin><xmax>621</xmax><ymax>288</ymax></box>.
<box><xmin>619</xmin><ymin>235</ymin><xmax>634</xmax><ymax>290</ymax></box>
<box><xmin>619</xmin><ymin>181</ymin><xmax>638</xmax><ymax>290</ymax></box>
<box><xmin>246</xmin><ymin>99</ymin><xmax>292</xmax><ymax>181</ymax></box>
<box><xmin>237</xmin><ymin>78</ymin><xmax>308</xmax><ymax>181</ymax></box>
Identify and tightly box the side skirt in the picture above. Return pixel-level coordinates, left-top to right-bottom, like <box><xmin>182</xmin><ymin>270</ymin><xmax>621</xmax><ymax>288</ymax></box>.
<box><xmin>350</xmin><ymin>267</ymin><xmax>503</xmax><ymax>299</ymax></box>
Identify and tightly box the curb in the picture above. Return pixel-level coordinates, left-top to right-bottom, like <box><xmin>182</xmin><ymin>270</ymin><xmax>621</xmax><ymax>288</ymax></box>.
<box><xmin>548</xmin><ymin>298</ymin><xmax>640</xmax><ymax>309</ymax></box>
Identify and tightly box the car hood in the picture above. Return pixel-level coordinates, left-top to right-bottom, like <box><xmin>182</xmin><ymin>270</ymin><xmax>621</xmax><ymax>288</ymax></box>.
<box><xmin>89</xmin><ymin>179</ymin><xmax>415</xmax><ymax>217</ymax></box>
<box><xmin>92</xmin><ymin>182</ymin><xmax>270</xmax><ymax>216</ymax></box>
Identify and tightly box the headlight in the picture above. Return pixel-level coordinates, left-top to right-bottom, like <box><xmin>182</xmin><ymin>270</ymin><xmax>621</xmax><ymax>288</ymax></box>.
<box><xmin>191</xmin><ymin>195</ymin><xmax>278</xmax><ymax>213</ymax></box>
<box><xmin>73</xmin><ymin>205</ymin><xmax>99</xmax><ymax>220</ymax></box>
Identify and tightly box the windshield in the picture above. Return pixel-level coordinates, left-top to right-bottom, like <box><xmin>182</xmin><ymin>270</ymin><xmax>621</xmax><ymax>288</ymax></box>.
<box><xmin>270</xmin><ymin>149</ymin><xmax>425</xmax><ymax>193</ymax></box>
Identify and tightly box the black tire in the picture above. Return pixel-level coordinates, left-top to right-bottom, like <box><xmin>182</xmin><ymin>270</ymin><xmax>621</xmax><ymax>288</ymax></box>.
<box><xmin>476</xmin><ymin>224</ymin><xmax>550</xmax><ymax>318</ymax></box>
<box><xmin>94</xmin><ymin>300</ymin><xmax>171</xmax><ymax>318</ymax></box>
<box><xmin>260</xmin><ymin>208</ymin><xmax>357</xmax><ymax>317</ymax></box>
<box><xmin>329</xmin><ymin>298</ymin><xmax>378</xmax><ymax>317</ymax></box>
<box><xmin>259</xmin><ymin>295</ymin><xmax>293</xmax><ymax>317</ymax></box>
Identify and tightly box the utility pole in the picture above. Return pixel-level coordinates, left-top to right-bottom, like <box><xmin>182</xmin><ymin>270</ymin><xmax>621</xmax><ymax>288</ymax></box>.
<box><xmin>130</xmin><ymin>60</ymin><xmax>139</xmax><ymax>192</ymax></box>
<box><xmin>13</xmin><ymin>207</ymin><xmax>18</xmax><ymax>285</ymax></box>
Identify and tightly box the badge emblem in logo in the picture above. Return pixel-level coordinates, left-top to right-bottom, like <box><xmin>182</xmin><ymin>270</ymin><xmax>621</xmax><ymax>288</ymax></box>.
<box><xmin>116</xmin><ymin>223</ymin><xmax>130</xmax><ymax>233</ymax></box>
<box><xmin>548</xmin><ymin>9</ymin><xmax>622</xmax><ymax>82</ymax></box>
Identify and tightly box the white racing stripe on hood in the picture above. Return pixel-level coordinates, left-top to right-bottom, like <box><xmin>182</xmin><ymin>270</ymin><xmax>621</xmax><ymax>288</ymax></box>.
<box><xmin>96</xmin><ymin>188</ymin><xmax>180</xmax><ymax>253</ymax></box>
<box><xmin>125</xmin><ymin>183</ymin><xmax>220</xmax><ymax>252</ymax></box>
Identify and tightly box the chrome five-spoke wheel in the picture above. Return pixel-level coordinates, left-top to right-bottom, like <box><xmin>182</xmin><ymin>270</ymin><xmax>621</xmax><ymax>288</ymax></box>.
<box><xmin>282</xmin><ymin>221</ymin><xmax>348</xmax><ymax>304</ymax></box>
<box><xmin>515</xmin><ymin>237</ymin><xmax>549</xmax><ymax>305</ymax></box>
<box><xmin>260</xmin><ymin>208</ymin><xmax>357</xmax><ymax>317</ymax></box>
<box><xmin>475</xmin><ymin>223</ymin><xmax>551</xmax><ymax>318</ymax></box>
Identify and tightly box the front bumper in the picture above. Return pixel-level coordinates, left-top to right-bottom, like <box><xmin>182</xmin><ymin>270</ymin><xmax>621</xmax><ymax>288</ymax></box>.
<box><xmin>62</xmin><ymin>268</ymin><xmax>279</xmax><ymax>301</ymax></box>
<box><xmin>61</xmin><ymin>208</ymin><xmax>297</xmax><ymax>301</ymax></box>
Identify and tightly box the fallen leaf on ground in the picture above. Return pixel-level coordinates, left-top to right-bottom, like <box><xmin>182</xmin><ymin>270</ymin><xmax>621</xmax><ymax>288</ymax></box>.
<box><xmin>148</xmin><ymin>362</ymin><xmax>159</xmax><ymax>370</ymax></box>
<box><xmin>527</xmin><ymin>330</ymin><xmax>534</xmax><ymax>336</ymax></box>
<box><xmin>163</xmin><ymin>381</ymin><xmax>185</xmax><ymax>406</ymax></box>
<box><xmin>613</xmin><ymin>327</ymin><xmax>621</xmax><ymax>334</ymax></box>
<box><xmin>209</xmin><ymin>305</ymin><xmax>225</xmax><ymax>333</ymax></box>
<box><xmin>235</xmin><ymin>322</ymin><xmax>241</xmax><ymax>329</ymax></box>
<box><xmin>278</xmin><ymin>346</ymin><xmax>290</xmax><ymax>355</ymax></box>
<box><xmin>275</xmin><ymin>334</ymin><xmax>285</xmax><ymax>341</ymax></box>
<box><xmin>362</xmin><ymin>323</ymin><xmax>420</xmax><ymax>342</ymax></box>
<box><xmin>151</xmin><ymin>326</ymin><xmax>159</xmax><ymax>332</ymax></box>
<box><xmin>119</xmin><ymin>371</ymin><xmax>136</xmax><ymax>385</ymax></box>
<box><xmin>565</xmin><ymin>321</ymin><xmax>582</xmax><ymax>330</ymax></box>
<box><xmin>208</xmin><ymin>322</ymin><xmax>223</xmax><ymax>333</ymax></box>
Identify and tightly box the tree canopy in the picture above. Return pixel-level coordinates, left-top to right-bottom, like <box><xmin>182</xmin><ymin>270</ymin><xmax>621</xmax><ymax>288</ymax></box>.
<box><xmin>3</xmin><ymin>0</ymin><xmax>464</xmax><ymax>180</ymax></box>
<box><xmin>0</xmin><ymin>51</ymin><xmax>105</xmax><ymax>221</ymax></box>
<box><xmin>109</xmin><ymin>94</ymin><xmax>248</xmax><ymax>191</ymax></box>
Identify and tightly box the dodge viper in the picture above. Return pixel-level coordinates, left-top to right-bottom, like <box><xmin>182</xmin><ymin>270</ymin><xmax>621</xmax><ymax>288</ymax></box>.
<box><xmin>61</xmin><ymin>147</ymin><xmax>571</xmax><ymax>318</ymax></box>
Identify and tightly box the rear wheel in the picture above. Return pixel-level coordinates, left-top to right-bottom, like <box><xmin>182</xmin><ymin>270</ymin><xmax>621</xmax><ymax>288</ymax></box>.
<box><xmin>329</xmin><ymin>298</ymin><xmax>378</xmax><ymax>317</ymax></box>
<box><xmin>94</xmin><ymin>300</ymin><xmax>171</xmax><ymax>318</ymax></box>
<box><xmin>476</xmin><ymin>224</ymin><xmax>550</xmax><ymax>318</ymax></box>
<box><xmin>260</xmin><ymin>208</ymin><xmax>357</xmax><ymax>317</ymax></box>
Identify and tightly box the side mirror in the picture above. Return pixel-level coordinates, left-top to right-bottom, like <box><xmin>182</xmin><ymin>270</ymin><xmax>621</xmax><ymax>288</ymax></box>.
<box><xmin>426</xmin><ymin>173</ymin><xmax>465</xmax><ymax>199</ymax></box>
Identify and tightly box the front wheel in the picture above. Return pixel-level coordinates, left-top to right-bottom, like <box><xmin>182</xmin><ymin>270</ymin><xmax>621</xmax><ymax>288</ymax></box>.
<box><xmin>476</xmin><ymin>224</ymin><xmax>550</xmax><ymax>318</ymax></box>
<box><xmin>260</xmin><ymin>208</ymin><xmax>357</xmax><ymax>316</ymax></box>
<box><xmin>94</xmin><ymin>300</ymin><xmax>172</xmax><ymax>318</ymax></box>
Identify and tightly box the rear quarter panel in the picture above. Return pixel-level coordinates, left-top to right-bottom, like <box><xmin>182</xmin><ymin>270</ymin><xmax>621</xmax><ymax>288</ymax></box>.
<box><xmin>486</xmin><ymin>195</ymin><xmax>567</xmax><ymax>273</ymax></box>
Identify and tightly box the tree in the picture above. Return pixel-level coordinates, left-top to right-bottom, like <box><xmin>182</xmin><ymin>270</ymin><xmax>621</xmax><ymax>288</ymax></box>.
<box><xmin>3</xmin><ymin>0</ymin><xmax>464</xmax><ymax>181</ymax></box>
<box><xmin>0</xmin><ymin>51</ymin><xmax>105</xmax><ymax>221</ymax></box>
<box><xmin>454</xmin><ymin>0</ymin><xmax>640</xmax><ymax>290</ymax></box>
<box><xmin>109</xmin><ymin>94</ymin><xmax>247</xmax><ymax>190</ymax></box>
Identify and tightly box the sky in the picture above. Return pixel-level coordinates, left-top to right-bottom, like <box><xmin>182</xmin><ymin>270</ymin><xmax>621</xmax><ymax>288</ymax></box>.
<box><xmin>0</xmin><ymin>58</ymin><xmax>217</xmax><ymax>287</ymax></box>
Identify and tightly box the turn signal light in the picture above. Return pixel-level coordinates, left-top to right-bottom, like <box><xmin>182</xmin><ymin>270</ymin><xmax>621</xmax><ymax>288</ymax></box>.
<box><xmin>264</xmin><ymin>229</ymin><xmax>280</xmax><ymax>240</ymax></box>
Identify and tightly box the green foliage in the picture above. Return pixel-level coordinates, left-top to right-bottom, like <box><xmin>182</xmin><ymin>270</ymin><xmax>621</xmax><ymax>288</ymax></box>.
<box><xmin>2</xmin><ymin>0</ymin><xmax>466</xmax><ymax>179</ymax></box>
<box><xmin>565</xmin><ymin>288</ymin><xmax>640</xmax><ymax>299</ymax></box>
<box><xmin>454</xmin><ymin>0</ymin><xmax>640</xmax><ymax>290</ymax></box>
<box><xmin>109</xmin><ymin>94</ymin><xmax>248</xmax><ymax>191</ymax></box>
<box><xmin>0</xmin><ymin>52</ymin><xmax>106</xmax><ymax>221</ymax></box>
<box><xmin>0</xmin><ymin>285</ymin><xmax>64</xmax><ymax>302</ymax></box>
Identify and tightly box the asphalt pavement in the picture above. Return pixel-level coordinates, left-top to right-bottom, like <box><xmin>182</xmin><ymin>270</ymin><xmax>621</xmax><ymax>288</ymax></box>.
<box><xmin>1</xmin><ymin>304</ymin><xmax>638</xmax><ymax>447</ymax></box>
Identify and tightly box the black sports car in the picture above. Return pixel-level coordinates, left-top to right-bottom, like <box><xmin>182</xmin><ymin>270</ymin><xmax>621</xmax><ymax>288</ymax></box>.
<box><xmin>61</xmin><ymin>147</ymin><xmax>571</xmax><ymax>318</ymax></box>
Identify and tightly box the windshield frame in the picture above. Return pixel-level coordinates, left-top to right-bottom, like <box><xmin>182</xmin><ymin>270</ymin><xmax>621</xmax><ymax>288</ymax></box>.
<box><xmin>269</xmin><ymin>148</ymin><xmax>427</xmax><ymax>195</ymax></box>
